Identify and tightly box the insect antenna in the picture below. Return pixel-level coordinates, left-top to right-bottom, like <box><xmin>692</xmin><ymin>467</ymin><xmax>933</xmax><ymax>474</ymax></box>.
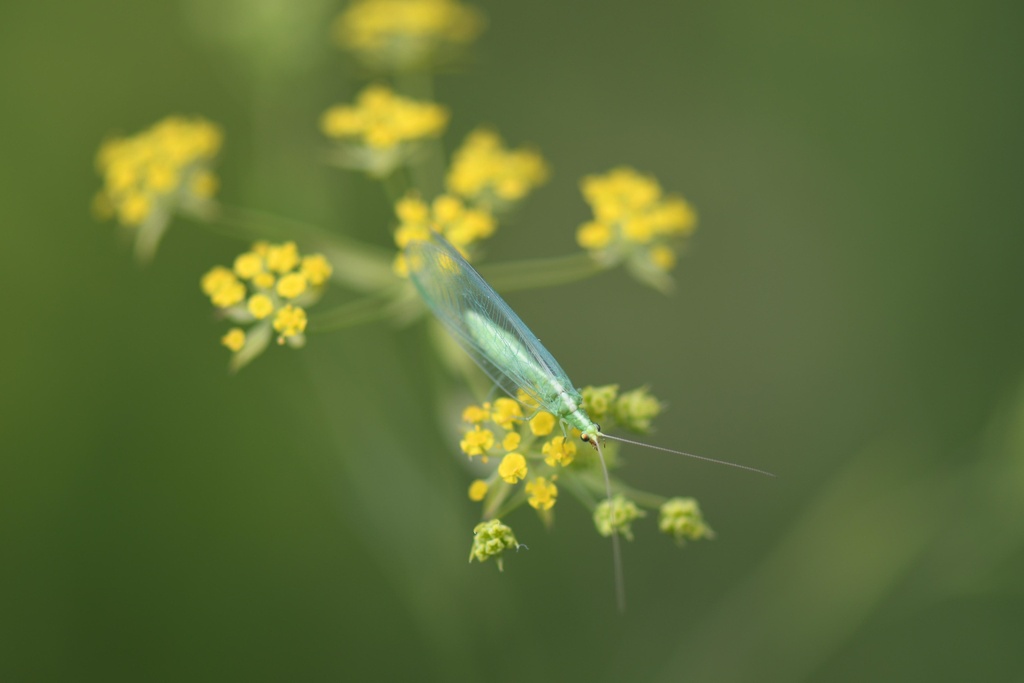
<box><xmin>594</xmin><ymin>437</ymin><xmax>626</xmax><ymax>613</ymax></box>
<box><xmin>598</xmin><ymin>433</ymin><xmax>776</xmax><ymax>478</ymax></box>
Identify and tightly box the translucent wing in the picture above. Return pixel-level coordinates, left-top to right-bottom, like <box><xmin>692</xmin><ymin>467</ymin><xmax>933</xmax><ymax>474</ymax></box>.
<box><xmin>405</xmin><ymin>234</ymin><xmax>577</xmax><ymax>411</ymax></box>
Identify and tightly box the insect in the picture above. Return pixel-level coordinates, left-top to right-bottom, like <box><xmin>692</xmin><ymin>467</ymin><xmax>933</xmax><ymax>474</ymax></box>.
<box><xmin>405</xmin><ymin>232</ymin><xmax>772</xmax><ymax>609</ymax></box>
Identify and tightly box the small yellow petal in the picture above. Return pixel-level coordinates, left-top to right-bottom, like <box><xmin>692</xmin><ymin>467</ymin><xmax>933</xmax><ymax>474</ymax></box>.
<box><xmin>234</xmin><ymin>252</ymin><xmax>264</xmax><ymax>279</ymax></box>
<box><xmin>468</xmin><ymin>480</ymin><xmax>488</xmax><ymax>502</ymax></box>
<box><xmin>497</xmin><ymin>453</ymin><xmax>527</xmax><ymax>484</ymax></box>
<box><xmin>529</xmin><ymin>411</ymin><xmax>556</xmax><ymax>437</ymax></box>
<box><xmin>491</xmin><ymin>398</ymin><xmax>523</xmax><ymax>431</ymax></box>
<box><xmin>502</xmin><ymin>432</ymin><xmax>521</xmax><ymax>452</ymax></box>
<box><xmin>272</xmin><ymin>304</ymin><xmax>307</xmax><ymax>337</ymax></box>
<box><xmin>276</xmin><ymin>272</ymin><xmax>308</xmax><ymax>299</ymax></box>
<box><xmin>221</xmin><ymin>327</ymin><xmax>246</xmax><ymax>352</ymax></box>
<box><xmin>300</xmin><ymin>254</ymin><xmax>333</xmax><ymax>286</ymax></box>
<box><xmin>247</xmin><ymin>294</ymin><xmax>274</xmax><ymax>320</ymax></box>
<box><xmin>525</xmin><ymin>477</ymin><xmax>558</xmax><ymax>510</ymax></box>
<box><xmin>462</xmin><ymin>404</ymin><xmax>490</xmax><ymax>424</ymax></box>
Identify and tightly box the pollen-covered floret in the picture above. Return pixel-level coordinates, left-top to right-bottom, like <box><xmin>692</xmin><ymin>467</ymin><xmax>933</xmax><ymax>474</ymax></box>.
<box><xmin>446</xmin><ymin>128</ymin><xmax>549</xmax><ymax>210</ymax></box>
<box><xmin>659</xmin><ymin>497</ymin><xmax>714</xmax><ymax>546</ymax></box>
<box><xmin>529</xmin><ymin>411</ymin><xmax>556</xmax><ymax>436</ymax></box>
<box><xmin>391</xmin><ymin>191</ymin><xmax>497</xmax><ymax>276</ymax></box>
<box><xmin>321</xmin><ymin>85</ymin><xmax>448</xmax><ymax>177</ymax></box>
<box><xmin>94</xmin><ymin>116</ymin><xmax>223</xmax><ymax>261</ymax></box>
<box><xmin>201</xmin><ymin>241</ymin><xmax>331</xmax><ymax>369</ymax></box>
<box><xmin>334</xmin><ymin>0</ymin><xmax>485</xmax><ymax>72</ymax></box>
<box><xmin>498</xmin><ymin>453</ymin><xmax>527</xmax><ymax>484</ymax></box>
<box><xmin>525</xmin><ymin>477</ymin><xmax>557</xmax><ymax>510</ymax></box>
<box><xmin>460</xmin><ymin>425</ymin><xmax>495</xmax><ymax>458</ymax></box>
<box><xmin>468</xmin><ymin>479</ymin><xmax>488</xmax><ymax>502</ymax></box>
<box><xmin>542</xmin><ymin>436</ymin><xmax>576</xmax><ymax>467</ymax></box>
<box><xmin>576</xmin><ymin>167</ymin><xmax>697</xmax><ymax>291</ymax></box>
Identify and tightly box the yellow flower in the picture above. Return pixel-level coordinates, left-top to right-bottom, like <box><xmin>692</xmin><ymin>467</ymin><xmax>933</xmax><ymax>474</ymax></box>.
<box><xmin>273</xmin><ymin>304</ymin><xmax>307</xmax><ymax>338</ymax></box>
<box><xmin>247</xmin><ymin>294</ymin><xmax>274</xmax><ymax>320</ymax></box>
<box><xmin>502</xmin><ymin>432</ymin><xmax>521</xmax><ymax>452</ymax></box>
<box><xmin>525</xmin><ymin>477</ymin><xmax>558</xmax><ymax>511</ymax></box>
<box><xmin>460</xmin><ymin>425</ymin><xmax>494</xmax><ymax>457</ymax></box>
<box><xmin>252</xmin><ymin>272</ymin><xmax>276</xmax><ymax>290</ymax></box>
<box><xmin>577</xmin><ymin>167</ymin><xmax>697</xmax><ymax>288</ymax></box>
<box><xmin>649</xmin><ymin>245</ymin><xmax>677</xmax><ymax>271</ymax></box>
<box><xmin>201</xmin><ymin>266</ymin><xmax>236</xmax><ymax>296</ymax></box>
<box><xmin>333</xmin><ymin>0</ymin><xmax>485</xmax><ymax>72</ymax></box>
<box><xmin>321</xmin><ymin>85</ymin><xmax>448</xmax><ymax>150</ymax></box>
<box><xmin>94</xmin><ymin>116</ymin><xmax>222</xmax><ymax>233</ymax></box>
<box><xmin>516</xmin><ymin>389</ymin><xmax>540</xmax><ymax>411</ymax></box>
<box><xmin>446</xmin><ymin>128</ymin><xmax>549</xmax><ymax>207</ymax></box>
<box><xmin>233</xmin><ymin>251</ymin><xmax>264</xmax><ymax>279</ymax></box>
<box><xmin>265</xmin><ymin>241</ymin><xmax>300</xmax><ymax>274</ymax></box>
<box><xmin>443</xmin><ymin>207</ymin><xmax>495</xmax><ymax>247</ymax></box>
<box><xmin>204</xmin><ymin>242</ymin><xmax>330</xmax><ymax>369</ymax></box>
<box><xmin>221</xmin><ymin>328</ymin><xmax>246</xmax><ymax>352</ymax></box>
<box><xmin>210</xmin><ymin>279</ymin><xmax>245</xmax><ymax>309</ymax></box>
<box><xmin>432</xmin><ymin>194</ymin><xmax>463</xmax><ymax>222</ymax></box>
<box><xmin>491</xmin><ymin>398</ymin><xmax>522</xmax><ymax>430</ymax></box>
<box><xmin>300</xmin><ymin>254</ymin><xmax>333</xmax><ymax>286</ymax></box>
<box><xmin>391</xmin><ymin>191</ymin><xmax>498</xmax><ymax>276</ymax></box>
<box><xmin>396</xmin><ymin>194</ymin><xmax>430</xmax><ymax>223</ymax></box>
<box><xmin>276</xmin><ymin>272</ymin><xmax>308</xmax><ymax>299</ymax></box>
<box><xmin>542</xmin><ymin>436</ymin><xmax>577</xmax><ymax>467</ymax></box>
<box><xmin>498</xmin><ymin>453</ymin><xmax>527</xmax><ymax>484</ymax></box>
<box><xmin>394</xmin><ymin>222</ymin><xmax>432</xmax><ymax>249</ymax></box>
<box><xmin>118</xmin><ymin>193</ymin><xmax>151</xmax><ymax>226</ymax></box>
<box><xmin>462</xmin><ymin>404</ymin><xmax>490</xmax><ymax>423</ymax></box>
<box><xmin>576</xmin><ymin>221</ymin><xmax>613</xmax><ymax>250</ymax></box>
<box><xmin>468</xmin><ymin>479</ymin><xmax>489</xmax><ymax>502</ymax></box>
<box><xmin>529</xmin><ymin>411</ymin><xmax>556</xmax><ymax>437</ymax></box>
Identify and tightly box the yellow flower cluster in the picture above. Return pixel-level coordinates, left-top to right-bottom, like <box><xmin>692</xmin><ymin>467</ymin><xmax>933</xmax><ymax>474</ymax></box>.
<box><xmin>576</xmin><ymin>167</ymin><xmax>697</xmax><ymax>283</ymax></box>
<box><xmin>391</xmin><ymin>192</ymin><xmax>496</xmax><ymax>275</ymax></box>
<box><xmin>333</xmin><ymin>0</ymin><xmax>485</xmax><ymax>71</ymax></box>
<box><xmin>201</xmin><ymin>241</ymin><xmax>332</xmax><ymax>367</ymax></box>
<box><xmin>321</xmin><ymin>85</ymin><xmax>448</xmax><ymax>150</ymax></box>
<box><xmin>459</xmin><ymin>397</ymin><xmax>576</xmax><ymax>512</ymax></box>
<box><xmin>94</xmin><ymin>116</ymin><xmax>222</xmax><ymax>228</ymax></box>
<box><xmin>446</xmin><ymin>128</ymin><xmax>549</xmax><ymax>209</ymax></box>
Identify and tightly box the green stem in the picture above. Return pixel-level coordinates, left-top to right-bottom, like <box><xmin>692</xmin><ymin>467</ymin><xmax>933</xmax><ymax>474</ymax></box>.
<box><xmin>612</xmin><ymin>483</ymin><xmax>669</xmax><ymax>510</ymax></box>
<box><xmin>490</xmin><ymin>488</ymin><xmax>528</xmax><ymax>520</ymax></box>
<box><xmin>381</xmin><ymin>165</ymin><xmax>414</xmax><ymax>204</ymax></box>
<box><xmin>561</xmin><ymin>475</ymin><xmax>600</xmax><ymax>512</ymax></box>
<box><xmin>310</xmin><ymin>290</ymin><xmax>400</xmax><ymax>332</ymax></box>
<box><xmin>391</xmin><ymin>71</ymin><xmax>446</xmax><ymax>197</ymax></box>
<box><xmin>477</xmin><ymin>252</ymin><xmax>607</xmax><ymax>293</ymax></box>
<box><xmin>202</xmin><ymin>202</ymin><xmax>397</xmax><ymax>293</ymax></box>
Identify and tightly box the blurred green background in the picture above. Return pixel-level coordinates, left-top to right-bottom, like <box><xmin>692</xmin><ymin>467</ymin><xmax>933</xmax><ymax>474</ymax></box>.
<box><xmin>3</xmin><ymin>0</ymin><xmax>1024</xmax><ymax>680</ymax></box>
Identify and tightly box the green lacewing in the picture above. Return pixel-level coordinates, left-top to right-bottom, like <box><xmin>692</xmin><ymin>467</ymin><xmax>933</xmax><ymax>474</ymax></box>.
<box><xmin>406</xmin><ymin>232</ymin><xmax>771</xmax><ymax>609</ymax></box>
